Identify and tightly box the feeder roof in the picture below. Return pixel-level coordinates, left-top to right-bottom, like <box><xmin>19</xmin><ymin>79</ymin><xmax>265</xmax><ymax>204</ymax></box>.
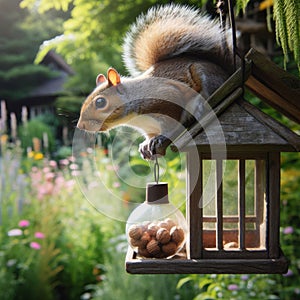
<box><xmin>176</xmin><ymin>48</ymin><xmax>300</xmax><ymax>153</ymax></box>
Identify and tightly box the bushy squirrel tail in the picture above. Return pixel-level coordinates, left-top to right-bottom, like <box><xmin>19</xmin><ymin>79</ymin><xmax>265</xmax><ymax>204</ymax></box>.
<box><xmin>123</xmin><ymin>4</ymin><xmax>234</xmax><ymax>77</ymax></box>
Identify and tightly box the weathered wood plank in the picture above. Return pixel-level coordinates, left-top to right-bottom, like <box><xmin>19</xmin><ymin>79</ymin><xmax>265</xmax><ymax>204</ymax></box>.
<box><xmin>126</xmin><ymin>248</ymin><xmax>288</xmax><ymax>274</ymax></box>
<box><xmin>186</xmin><ymin>150</ymin><xmax>203</xmax><ymax>259</ymax></box>
<box><xmin>246</xmin><ymin>76</ymin><xmax>300</xmax><ymax>124</ymax></box>
<box><xmin>239</xmin><ymin>100</ymin><xmax>300</xmax><ymax>151</ymax></box>
<box><xmin>238</xmin><ymin>159</ymin><xmax>246</xmax><ymax>250</ymax></box>
<box><xmin>216</xmin><ymin>159</ymin><xmax>223</xmax><ymax>250</ymax></box>
<box><xmin>176</xmin><ymin>88</ymin><xmax>243</xmax><ymax>149</ymax></box>
<box><xmin>207</xmin><ymin>61</ymin><xmax>252</xmax><ymax>109</ymax></box>
<box><xmin>267</xmin><ymin>152</ymin><xmax>280</xmax><ymax>259</ymax></box>
<box><xmin>245</xmin><ymin>48</ymin><xmax>300</xmax><ymax>106</ymax></box>
<box><xmin>186</xmin><ymin>102</ymin><xmax>295</xmax><ymax>149</ymax></box>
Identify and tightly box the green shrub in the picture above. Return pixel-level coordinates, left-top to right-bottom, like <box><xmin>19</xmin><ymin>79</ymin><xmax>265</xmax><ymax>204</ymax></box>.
<box><xmin>18</xmin><ymin>118</ymin><xmax>55</xmax><ymax>153</ymax></box>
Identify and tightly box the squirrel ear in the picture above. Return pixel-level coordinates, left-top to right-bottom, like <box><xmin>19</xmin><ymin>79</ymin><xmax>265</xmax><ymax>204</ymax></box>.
<box><xmin>96</xmin><ymin>74</ymin><xmax>107</xmax><ymax>86</ymax></box>
<box><xmin>107</xmin><ymin>68</ymin><xmax>121</xmax><ymax>86</ymax></box>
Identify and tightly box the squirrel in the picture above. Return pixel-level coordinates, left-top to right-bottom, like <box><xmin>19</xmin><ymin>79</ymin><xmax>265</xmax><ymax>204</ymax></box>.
<box><xmin>77</xmin><ymin>4</ymin><xmax>235</xmax><ymax>159</ymax></box>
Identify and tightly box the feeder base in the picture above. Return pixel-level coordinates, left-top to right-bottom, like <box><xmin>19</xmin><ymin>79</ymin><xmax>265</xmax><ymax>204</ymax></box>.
<box><xmin>126</xmin><ymin>247</ymin><xmax>288</xmax><ymax>274</ymax></box>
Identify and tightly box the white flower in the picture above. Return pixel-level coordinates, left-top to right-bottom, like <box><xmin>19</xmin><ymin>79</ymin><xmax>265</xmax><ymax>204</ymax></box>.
<box><xmin>7</xmin><ymin>228</ymin><xmax>23</xmax><ymax>237</ymax></box>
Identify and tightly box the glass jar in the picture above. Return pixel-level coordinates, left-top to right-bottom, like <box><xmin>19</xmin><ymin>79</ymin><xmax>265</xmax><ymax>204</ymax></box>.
<box><xmin>126</xmin><ymin>182</ymin><xmax>188</xmax><ymax>258</ymax></box>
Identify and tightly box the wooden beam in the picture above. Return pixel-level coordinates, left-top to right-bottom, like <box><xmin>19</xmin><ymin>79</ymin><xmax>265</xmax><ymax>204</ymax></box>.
<box><xmin>246</xmin><ymin>75</ymin><xmax>300</xmax><ymax>124</ymax></box>
<box><xmin>238</xmin><ymin>99</ymin><xmax>300</xmax><ymax>151</ymax></box>
<box><xmin>245</xmin><ymin>48</ymin><xmax>300</xmax><ymax>123</ymax></box>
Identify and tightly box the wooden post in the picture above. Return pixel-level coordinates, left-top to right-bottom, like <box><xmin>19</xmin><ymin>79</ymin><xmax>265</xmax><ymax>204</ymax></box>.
<box><xmin>186</xmin><ymin>148</ymin><xmax>203</xmax><ymax>259</ymax></box>
<box><xmin>267</xmin><ymin>152</ymin><xmax>280</xmax><ymax>258</ymax></box>
<box><xmin>216</xmin><ymin>159</ymin><xmax>223</xmax><ymax>250</ymax></box>
<box><xmin>238</xmin><ymin>159</ymin><xmax>246</xmax><ymax>250</ymax></box>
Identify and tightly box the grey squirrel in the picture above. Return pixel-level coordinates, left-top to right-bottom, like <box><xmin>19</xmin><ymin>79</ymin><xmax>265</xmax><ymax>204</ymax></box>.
<box><xmin>77</xmin><ymin>4</ymin><xmax>234</xmax><ymax>159</ymax></box>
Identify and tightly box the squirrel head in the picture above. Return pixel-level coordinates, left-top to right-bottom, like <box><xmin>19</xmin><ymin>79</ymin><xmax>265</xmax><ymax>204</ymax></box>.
<box><xmin>77</xmin><ymin>67</ymin><xmax>126</xmax><ymax>132</ymax></box>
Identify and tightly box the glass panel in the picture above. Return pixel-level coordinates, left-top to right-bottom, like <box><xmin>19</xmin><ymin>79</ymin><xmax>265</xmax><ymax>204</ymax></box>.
<box><xmin>202</xmin><ymin>160</ymin><xmax>216</xmax><ymax>249</ymax></box>
<box><xmin>245</xmin><ymin>160</ymin><xmax>266</xmax><ymax>250</ymax></box>
<box><xmin>201</xmin><ymin>158</ymin><xmax>267</xmax><ymax>252</ymax></box>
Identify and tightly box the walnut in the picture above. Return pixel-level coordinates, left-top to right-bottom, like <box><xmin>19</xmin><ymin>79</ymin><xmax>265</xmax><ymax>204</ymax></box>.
<box><xmin>162</xmin><ymin>242</ymin><xmax>178</xmax><ymax>256</ymax></box>
<box><xmin>170</xmin><ymin>226</ymin><xmax>185</xmax><ymax>245</ymax></box>
<box><xmin>156</xmin><ymin>228</ymin><xmax>171</xmax><ymax>244</ymax></box>
<box><xmin>128</xmin><ymin>224</ymin><xmax>143</xmax><ymax>240</ymax></box>
<box><xmin>146</xmin><ymin>239</ymin><xmax>161</xmax><ymax>256</ymax></box>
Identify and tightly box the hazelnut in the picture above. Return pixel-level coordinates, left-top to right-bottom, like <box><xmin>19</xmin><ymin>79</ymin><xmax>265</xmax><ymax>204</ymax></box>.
<box><xmin>147</xmin><ymin>223</ymin><xmax>159</xmax><ymax>237</ymax></box>
<box><xmin>157</xmin><ymin>221</ymin><xmax>169</xmax><ymax>230</ymax></box>
<box><xmin>156</xmin><ymin>228</ymin><xmax>171</xmax><ymax>244</ymax></box>
<box><xmin>170</xmin><ymin>226</ymin><xmax>185</xmax><ymax>245</ymax></box>
<box><xmin>162</xmin><ymin>242</ymin><xmax>178</xmax><ymax>256</ymax></box>
<box><xmin>224</xmin><ymin>241</ymin><xmax>238</xmax><ymax>249</ymax></box>
<box><xmin>140</xmin><ymin>232</ymin><xmax>151</xmax><ymax>246</ymax></box>
<box><xmin>146</xmin><ymin>239</ymin><xmax>161</xmax><ymax>256</ymax></box>
<box><xmin>165</xmin><ymin>218</ymin><xmax>177</xmax><ymax>228</ymax></box>
<box><xmin>130</xmin><ymin>238</ymin><xmax>142</xmax><ymax>247</ymax></box>
<box><xmin>138</xmin><ymin>247</ymin><xmax>152</xmax><ymax>258</ymax></box>
<box><xmin>128</xmin><ymin>224</ymin><xmax>143</xmax><ymax>240</ymax></box>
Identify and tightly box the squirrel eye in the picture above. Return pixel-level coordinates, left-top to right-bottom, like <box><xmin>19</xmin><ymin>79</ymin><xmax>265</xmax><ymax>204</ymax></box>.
<box><xmin>95</xmin><ymin>97</ymin><xmax>107</xmax><ymax>110</ymax></box>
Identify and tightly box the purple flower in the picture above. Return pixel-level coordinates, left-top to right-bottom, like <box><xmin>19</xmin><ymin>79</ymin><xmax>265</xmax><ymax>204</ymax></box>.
<box><xmin>30</xmin><ymin>242</ymin><xmax>41</xmax><ymax>250</ymax></box>
<box><xmin>228</xmin><ymin>284</ymin><xmax>239</xmax><ymax>291</ymax></box>
<box><xmin>7</xmin><ymin>228</ymin><xmax>23</xmax><ymax>237</ymax></box>
<box><xmin>283</xmin><ymin>226</ymin><xmax>294</xmax><ymax>234</ymax></box>
<box><xmin>19</xmin><ymin>220</ymin><xmax>30</xmax><ymax>227</ymax></box>
<box><xmin>34</xmin><ymin>232</ymin><xmax>45</xmax><ymax>239</ymax></box>
<box><xmin>283</xmin><ymin>269</ymin><xmax>293</xmax><ymax>277</ymax></box>
<box><xmin>241</xmin><ymin>275</ymin><xmax>249</xmax><ymax>281</ymax></box>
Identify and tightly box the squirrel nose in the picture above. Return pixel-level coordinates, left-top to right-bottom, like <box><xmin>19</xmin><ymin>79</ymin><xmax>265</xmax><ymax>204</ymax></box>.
<box><xmin>77</xmin><ymin>120</ymin><xmax>86</xmax><ymax>130</ymax></box>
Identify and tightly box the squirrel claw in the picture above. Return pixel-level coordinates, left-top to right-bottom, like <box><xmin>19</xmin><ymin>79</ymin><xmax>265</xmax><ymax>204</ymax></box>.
<box><xmin>139</xmin><ymin>135</ymin><xmax>171</xmax><ymax>160</ymax></box>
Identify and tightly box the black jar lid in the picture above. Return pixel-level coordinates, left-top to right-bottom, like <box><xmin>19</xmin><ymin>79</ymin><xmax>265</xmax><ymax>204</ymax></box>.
<box><xmin>146</xmin><ymin>182</ymin><xmax>169</xmax><ymax>204</ymax></box>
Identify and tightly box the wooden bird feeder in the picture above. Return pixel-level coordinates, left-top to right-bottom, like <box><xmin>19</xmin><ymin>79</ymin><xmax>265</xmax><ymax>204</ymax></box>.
<box><xmin>126</xmin><ymin>49</ymin><xmax>300</xmax><ymax>274</ymax></box>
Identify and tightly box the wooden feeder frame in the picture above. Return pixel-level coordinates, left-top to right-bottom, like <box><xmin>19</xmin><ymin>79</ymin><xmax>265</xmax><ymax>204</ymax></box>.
<box><xmin>126</xmin><ymin>49</ymin><xmax>300</xmax><ymax>274</ymax></box>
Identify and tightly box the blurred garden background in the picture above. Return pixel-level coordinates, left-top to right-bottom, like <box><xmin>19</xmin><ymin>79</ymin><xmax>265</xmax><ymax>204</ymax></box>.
<box><xmin>0</xmin><ymin>0</ymin><xmax>300</xmax><ymax>299</ymax></box>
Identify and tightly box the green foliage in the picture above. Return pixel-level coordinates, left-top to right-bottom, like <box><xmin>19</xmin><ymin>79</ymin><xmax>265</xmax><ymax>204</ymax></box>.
<box><xmin>273</xmin><ymin>0</ymin><xmax>300</xmax><ymax>69</ymax></box>
<box><xmin>0</xmin><ymin>0</ymin><xmax>65</xmax><ymax>101</ymax></box>
<box><xmin>18</xmin><ymin>117</ymin><xmax>55</xmax><ymax>153</ymax></box>
<box><xmin>0</xmin><ymin>140</ymin><xmax>109</xmax><ymax>299</ymax></box>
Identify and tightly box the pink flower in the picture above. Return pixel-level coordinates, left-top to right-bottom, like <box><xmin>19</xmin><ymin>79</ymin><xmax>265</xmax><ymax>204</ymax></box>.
<box><xmin>19</xmin><ymin>220</ymin><xmax>30</xmax><ymax>227</ymax></box>
<box><xmin>228</xmin><ymin>284</ymin><xmax>239</xmax><ymax>291</ymax></box>
<box><xmin>49</xmin><ymin>160</ymin><xmax>57</xmax><ymax>168</ymax></box>
<box><xmin>69</xmin><ymin>163</ymin><xmax>79</xmax><ymax>170</ymax></box>
<box><xmin>113</xmin><ymin>182</ymin><xmax>121</xmax><ymax>188</ymax></box>
<box><xmin>34</xmin><ymin>232</ymin><xmax>45</xmax><ymax>239</ymax></box>
<box><xmin>8</xmin><ymin>228</ymin><xmax>23</xmax><ymax>236</ymax></box>
<box><xmin>30</xmin><ymin>242</ymin><xmax>41</xmax><ymax>250</ymax></box>
<box><xmin>283</xmin><ymin>226</ymin><xmax>294</xmax><ymax>234</ymax></box>
<box><xmin>59</xmin><ymin>159</ymin><xmax>69</xmax><ymax>166</ymax></box>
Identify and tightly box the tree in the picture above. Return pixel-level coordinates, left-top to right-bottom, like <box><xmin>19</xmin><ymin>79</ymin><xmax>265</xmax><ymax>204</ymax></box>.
<box><xmin>0</xmin><ymin>0</ymin><xmax>66</xmax><ymax>101</ymax></box>
<box><xmin>20</xmin><ymin>0</ymin><xmax>300</xmax><ymax>72</ymax></box>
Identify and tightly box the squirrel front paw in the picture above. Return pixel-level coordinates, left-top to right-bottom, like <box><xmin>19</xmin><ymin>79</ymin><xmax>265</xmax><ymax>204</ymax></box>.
<box><xmin>139</xmin><ymin>135</ymin><xmax>172</xmax><ymax>160</ymax></box>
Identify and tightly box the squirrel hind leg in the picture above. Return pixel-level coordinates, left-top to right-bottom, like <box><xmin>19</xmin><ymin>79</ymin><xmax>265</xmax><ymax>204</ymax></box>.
<box><xmin>188</xmin><ymin>64</ymin><xmax>202</xmax><ymax>93</ymax></box>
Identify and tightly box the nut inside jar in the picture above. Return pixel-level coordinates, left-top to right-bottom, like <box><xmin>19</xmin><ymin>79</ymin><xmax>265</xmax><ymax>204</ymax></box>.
<box><xmin>128</xmin><ymin>218</ymin><xmax>186</xmax><ymax>258</ymax></box>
